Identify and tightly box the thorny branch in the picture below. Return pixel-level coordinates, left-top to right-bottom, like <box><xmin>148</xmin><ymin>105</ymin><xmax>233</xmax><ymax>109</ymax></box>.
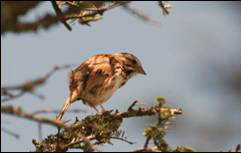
<box><xmin>2</xmin><ymin>1</ymin><xmax>171</xmax><ymax>34</ymax></box>
<box><xmin>1</xmin><ymin>1</ymin><xmax>130</xmax><ymax>34</ymax></box>
<box><xmin>32</xmin><ymin>98</ymin><xmax>183</xmax><ymax>152</ymax></box>
<box><xmin>133</xmin><ymin>97</ymin><xmax>193</xmax><ymax>152</ymax></box>
<box><xmin>1</xmin><ymin>96</ymin><xmax>239</xmax><ymax>152</ymax></box>
<box><xmin>2</xmin><ymin>2</ymin><xmax>239</xmax><ymax>152</ymax></box>
<box><xmin>1</xmin><ymin>64</ymin><xmax>73</xmax><ymax>103</ymax></box>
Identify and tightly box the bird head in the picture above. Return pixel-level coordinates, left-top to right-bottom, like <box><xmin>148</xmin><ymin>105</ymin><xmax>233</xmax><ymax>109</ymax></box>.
<box><xmin>114</xmin><ymin>52</ymin><xmax>146</xmax><ymax>78</ymax></box>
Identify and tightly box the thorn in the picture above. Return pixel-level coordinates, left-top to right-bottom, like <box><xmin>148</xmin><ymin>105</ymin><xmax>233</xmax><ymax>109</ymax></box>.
<box><xmin>128</xmin><ymin>100</ymin><xmax>138</xmax><ymax>111</ymax></box>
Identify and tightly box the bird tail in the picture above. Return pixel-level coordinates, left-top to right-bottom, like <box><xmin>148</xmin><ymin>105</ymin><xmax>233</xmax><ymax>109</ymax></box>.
<box><xmin>56</xmin><ymin>96</ymin><xmax>71</xmax><ymax>121</ymax></box>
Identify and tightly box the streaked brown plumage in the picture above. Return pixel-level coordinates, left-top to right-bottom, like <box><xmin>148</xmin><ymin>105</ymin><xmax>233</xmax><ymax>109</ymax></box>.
<box><xmin>56</xmin><ymin>52</ymin><xmax>146</xmax><ymax>120</ymax></box>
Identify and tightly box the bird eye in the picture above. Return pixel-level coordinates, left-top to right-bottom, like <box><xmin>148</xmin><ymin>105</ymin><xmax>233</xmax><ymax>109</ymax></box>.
<box><xmin>126</xmin><ymin>69</ymin><xmax>134</xmax><ymax>75</ymax></box>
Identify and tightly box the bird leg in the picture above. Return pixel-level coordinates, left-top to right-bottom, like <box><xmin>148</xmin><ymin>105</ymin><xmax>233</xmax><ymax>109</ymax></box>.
<box><xmin>56</xmin><ymin>95</ymin><xmax>72</xmax><ymax>121</ymax></box>
<box><xmin>93</xmin><ymin>106</ymin><xmax>100</xmax><ymax>113</ymax></box>
<box><xmin>100</xmin><ymin>104</ymin><xmax>106</xmax><ymax>112</ymax></box>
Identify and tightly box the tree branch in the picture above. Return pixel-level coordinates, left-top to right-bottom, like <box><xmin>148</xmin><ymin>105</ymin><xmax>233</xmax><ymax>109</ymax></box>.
<box><xmin>32</xmin><ymin>98</ymin><xmax>182</xmax><ymax>152</ymax></box>
<box><xmin>122</xmin><ymin>4</ymin><xmax>161</xmax><ymax>26</ymax></box>
<box><xmin>2</xmin><ymin>1</ymin><xmax>171</xmax><ymax>34</ymax></box>
<box><xmin>1</xmin><ymin>64</ymin><xmax>73</xmax><ymax>103</ymax></box>
<box><xmin>31</xmin><ymin>108</ymin><xmax>86</xmax><ymax>116</ymax></box>
<box><xmin>51</xmin><ymin>1</ymin><xmax>72</xmax><ymax>31</ymax></box>
<box><xmin>1</xmin><ymin>127</ymin><xmax>20</xmax><ymax>139</ymax></box>
<box><xmin>1</xmin><ymin>105</ymin><xmax>67</xmax><ymax>129</ymax></box>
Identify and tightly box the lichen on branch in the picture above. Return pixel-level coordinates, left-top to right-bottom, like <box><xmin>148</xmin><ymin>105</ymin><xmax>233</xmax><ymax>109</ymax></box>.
<box><xmin>32</xmin><ymin>97</ymin><xmax>183</xmax><ymax>152</ymax></box>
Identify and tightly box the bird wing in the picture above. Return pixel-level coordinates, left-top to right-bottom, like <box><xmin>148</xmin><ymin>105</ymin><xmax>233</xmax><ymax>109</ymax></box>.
<box><xmin>84</xmin><ymin>56</ymin><xmax>113</xmax><ymax>92</ymax></box>
<box><xmin>69</xmin><ymin>55</ymin><xmax>113</xmax><ymax>94</ymax></box>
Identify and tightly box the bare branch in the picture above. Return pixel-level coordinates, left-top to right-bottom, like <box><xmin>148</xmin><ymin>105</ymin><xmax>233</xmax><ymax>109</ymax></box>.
<box><xmin>2</xmin><ymin>1</ymin><xmax>131</xmax><ymax>34</ymax></box>
<box><xmin>144</xmin><ymin>136</ymin><xmax>151</xmax><ymax>149</ymax></box>
<box><xmin>158</xmin><ymin>1</ymin><xmax>172</xmax><ymax>15</ymax></box>
<box><xmin>1</xmin><ymin>91</ymin><xmax>25</xmax><ymax>103</ymax></box>
<box><xmin>236</xmin><ymin>144</ymin><xmax>241</xmax><ymax>152</ymax></box>
<box><xmin>1</xmin><ymin>127</ymin><xmax>20</xmax><ymax>139</ymax></box>
<box><xmin>122</xmin><ymin>4</ymin><xmax>161</xmax><ymax>26</ymax></box>
<box><xmin>1</xmin><ymin>64</ymin><xmax>73</xmax><ymax>103</ymax></box>
<box><xmin>1</xmin><ymin>105</ymin><xmax>67</xmax><ymax>129</ymax></box>
<box><xmin>1</xmin><ymin>1</ymin><xmax>42</xmax><ymax>34</ymax></box>
<box><xmin>31</xmin><ymin>108</ymin><xmax>86</xmax><ymax>116</ymax></box>
<box><xmin>51</xmin><ymin>1</ymin><xmax>72</xmax><ymax>31</ymax></box>
<box><xmin>228</xmin><ymin>144</ymin><xmax>241</xmax><ymax>152</ymax></box>
<box><xmin>128</xmin><ymin>100</ymin><xmax>138</xmax><ymax>111</ymax></box>
<box><xmin>111</xmin><ymin>136</ymin><xmax>135</xmax><ymax>145</ymax></box>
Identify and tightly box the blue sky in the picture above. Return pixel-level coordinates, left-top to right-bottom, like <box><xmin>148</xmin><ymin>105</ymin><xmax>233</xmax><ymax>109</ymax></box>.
<box><xmin>1</xmin><ymin>1</ymin><xmax>241</xmax><ymax>152</ymax></box>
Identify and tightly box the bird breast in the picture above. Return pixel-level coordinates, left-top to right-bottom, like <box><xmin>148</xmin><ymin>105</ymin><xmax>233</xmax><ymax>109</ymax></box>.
<box><xmin>96</xmin><ymin>74</ymin><xmax>125</xmax><ymax>105</ymax></box>
<box><xmin>79</xmin><ymin>73</ymin><xmax>126</xmax><ymax>107</ymax></box>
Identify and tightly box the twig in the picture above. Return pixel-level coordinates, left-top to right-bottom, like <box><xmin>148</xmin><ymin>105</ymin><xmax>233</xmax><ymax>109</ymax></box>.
<box><xmin>117</xmin><ymin>106</ymin><xmax>182</xmax><ymax>118</ymax></box>
<box><xmin>1</xmin><ymin>105</ymin><xmax>68</xmax><ymax>129</ymax></box>
<box><xmin>64</xmin><ymin>2</ymin><xmax>130</xmax><ymax>20</ymax></box>
<box><xmin>1</xmin><ymin>91</ymin><xmax>25</xmax><ymax>103</ymax></box>
<box><xmin>1</xmin><ymin>64</ymin><xmax>73</xmax><ymax>103</ymax></box>
<box><xmin>128</xmin><ymin>100</ymin><xmax>138</xmax><ymax>111</ymax></box>
<box><xmin>3</xmin><ymin>1</ymin><xmax>131</xmax><ymax>34</ymax></box>
<box><xmin>236</xmin><ymin>144</ymin><xmax>241</xmax><ymax>152</ymax></box>
<box><xmin>51</xmin><ymin>1</ymin><xmax>72</xmax><ymax>31</ymax></box>
<box><xmin>158</xmin><ymin>1</ymin><xmax>171</xmax><ymax>15</ymax></box>
<box><xmin>31</xmin><ymin>108</ymin><xmax>86</xmax><ymax>115</ymax></box>
<box><xmin>1</xmin><ymin>127</ymin><xmax>20</xmax><ymax>139</ymax></box>
<box><xmin>111</xmin><ymin>136</ymin><xmax>135</xmax><ymax>145</ymax></box>
<box><xmin>122</xmin><ymin>4</ymin><xmax>161</xmax><ymax>26</ymax></box>
<box><xmin>1</xmin><ymin>1</ymin><xmax>42</xmax><ymax>35</ymax></box>
<box><xmin>81</xmin><ymin>1</ymin><xmax>131</xmax><ymax>12</ymax></box>
<box><xmin>144</xmin><ymin>136</ymin><xmax>151</xmax><ymax>149</ymax></box>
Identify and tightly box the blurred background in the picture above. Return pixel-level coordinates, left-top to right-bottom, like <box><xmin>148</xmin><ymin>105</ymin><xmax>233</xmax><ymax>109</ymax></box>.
<box><xmin>1</xmin><ymin>1</ymin><xmax>241</xmax><ymax>152</ymax></box>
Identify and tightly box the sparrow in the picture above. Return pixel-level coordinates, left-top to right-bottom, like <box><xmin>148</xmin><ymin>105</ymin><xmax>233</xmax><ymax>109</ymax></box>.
<box><xmin>56</xmin><ymin>52</ymin><xmax>146</xmax><ymax>120</ymax></box>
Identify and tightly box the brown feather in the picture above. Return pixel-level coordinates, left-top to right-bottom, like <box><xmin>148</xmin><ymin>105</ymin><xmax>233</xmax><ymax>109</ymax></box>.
<box><xmin>56</xmin><ymin>53</ymin><xmax>145</xmax><ymax>120</ymax></box>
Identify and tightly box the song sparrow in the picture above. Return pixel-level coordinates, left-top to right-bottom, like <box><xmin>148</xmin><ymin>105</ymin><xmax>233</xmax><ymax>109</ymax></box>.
<box><xmin>56</xmin><ymin>52</ymin><xmax>146</xmax><ymax>120</ymax></box>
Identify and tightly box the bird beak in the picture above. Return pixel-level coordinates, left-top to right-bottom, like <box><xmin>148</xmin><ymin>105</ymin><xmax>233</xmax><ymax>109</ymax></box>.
<box><xmin>139</xmin><ymin>66</ymin><xmax>147</xmax><ymax>75</ymax></box>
